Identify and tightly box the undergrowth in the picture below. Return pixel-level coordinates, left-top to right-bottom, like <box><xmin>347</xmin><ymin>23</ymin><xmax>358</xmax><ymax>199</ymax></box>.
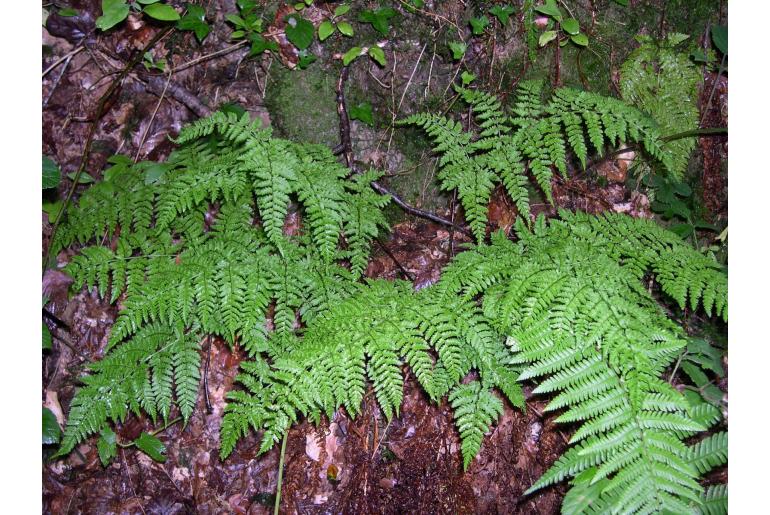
<box><xmin>52</xmin><ymin>103</ymin><xmax>727</xmax><ymax>513</ymax></box>
<box><xmin>400</xmin><ymin>80</ymin><xmax>674</xmax><ymax>241</ymax></box>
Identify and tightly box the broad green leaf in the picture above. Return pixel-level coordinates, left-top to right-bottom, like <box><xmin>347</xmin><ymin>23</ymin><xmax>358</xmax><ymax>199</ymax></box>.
<box><xmin>43</xmin><ymin>408</ymin><xmax>61</xmax><ymax>445</ymax></box>
<box><xmin>143</xmin><ymin>3</ymin><xmax>180</xmax><ymax>22</ymax></box>
<box><xmin>67</xmin><ymin>172</ymin><xmax>95</xmax><ymax>184</ymax></box>
<box><xmin>43</xmin><ymin>322</ymin><xmax>52</xmax><ymax>350</ymax></box>
<box><xmin>337</xmin><ymin>21</ymin><xmax>354</xmax><ymax>37</ymax></box>
<box><xmin>448</xmin><ymin>41</ymin><xmax>467</xmax><ymax>60</ymax></box>
<box><xmin>133</xmin><ymin>432</ymin><xmax>167</xmax><ymax>462</ymax></box>
<box><xmin>670</xmin><ymin>223</ymin><xmax>694</xmax><ymax>239</ymax></box>
<box><xmin>334</xmin><ymin>4</ymin><xmax>351</xmax><ymax>17</ymax></box>
<box><xmin>42</xmin><ymin>156</ymin><xmax>61</xmax><ymax>190</ymax></box>
<box><xmin>284</xmin><ymin>15</ymin><xmax>314</xmax><ymax>50</ymax></box>
<box><xmin>368</xmin><ymin>46</ymin><xmax>386</xmax><ymax>66</ymax></box>
<box><xmin>318</xmin><ymin>20</ymin><xmax>335</xmax><ymax>41</ymax></box>
<box><xmin>42</xmin><ymin>200</ymin><xmax>63</xmax><ymax>221</ymax></box>
<box><xmin>97</xmin><ymin>427</ymin><xmax>117</xmax><ymax>466</ymax></box>
<box><xmin>231</xmin><ymin>30</ymin><xmax>245</xmax><ymax>39</ymax></box>
<box><xmin>59</xmin><ymin>8</ymin><xmax>79</xmax><ymax>17</ymax></box>
<box><xmin>249</xmin><ymin>33</ymin><xmax>279</xmax><ymax>56</ymax></box>
<box><xmin>177</xmin><ymin>6</ymin><xmax>210</xmax><ymax>42</ymax></box>
<box><xmin>535</xmin><ymin>1</ymin><xmax>563</xmax><ymax>21</ymax></box>
<box><xmin>469</xmin><ymin>16</ymin><xmax>490</xmax><ymax>35</ymax></box>
<box><xmin>613</xmin><ymin>0</ymin><xmax>628</xmax><ymax>5</ymax></box>
<box><xmin>297</xmin><ymin>50</ymin><xmax>317</xmax><ymax>69</ymax></box>
<box><xmin>237</xmin><ymin>0</ymin><xmax>256</xmax><ymax>10</ymax></box>
<box><xmin>137</xmin><ymin>0</ymin><xmax>160</xmax><ymax>4</ymax></box>
<box><xmin>570</xmin><ymin>32</ymin><xmax>589</xmax><ymax>46</ymax></box>
<box><xmin>561</xmin><ymin>18</ymin><xmax>580</xmax><ymax>35</ymax></box>
<box><xmin>143</xmin><ymin>163</ymin><xmax>169</xmax><ymax>185</ymax></box>
<box><xmin>225</xmin><ymin>14</ymin><xmax>245</xmax><ymax>27</ymax></box>
<box><xmin>461</xmin><ymin>71</ymin><xmax>476</xmax><ymax>85</ymax></box>
<box><xmin>358</xmin><ymin>8</ymin><xmax>396</xmax><ymax>36</ymax></box>
<box><xmin>711</xmin><ymin>25</ymin><xmax>727</xmax><ymax>55</ymax></box>
<box><xmin>342</xmin><ymin>46</ymin><xmax>361</xmax><ymax>66</ymax></box>
<box><xmin>539</xmin><ymin>30</ymin><xmax>558</xmax><ymax>46</ymax></box>
<box><xmin>349</xmin><ymin>102</ymin><xmax>374</xmax><ymax>126</ymax></box>
<box><xmin>96</xmin><ymin>0</ymin><xmax>130</xmax><ymax>31</ymax></box>
<box><xmin>489</xmin><ymin>5</ymin><xmax>515</xmax><ymax>25</ymax></box>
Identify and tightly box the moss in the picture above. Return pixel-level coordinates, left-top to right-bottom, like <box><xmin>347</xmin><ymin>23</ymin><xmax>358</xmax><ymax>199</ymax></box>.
<box><xmin>264</xmin><ymin>65</ymin><xmax>340</xmax><ymax>148</ymax></box>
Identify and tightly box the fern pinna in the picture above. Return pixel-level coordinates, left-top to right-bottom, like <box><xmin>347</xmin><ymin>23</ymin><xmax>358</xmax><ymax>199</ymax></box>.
<box><xmin>400</xmin><ymin>81</ymin><xmax>674</xmax><ymax>241</ymax></box>
<box><xmin>223</xmin><ymin>210</ymin><xmax>726</xmax><ymax>513</ymax></box>
<box><xmin>54</xmin><ymin>112</ymin><xmax>391</xmax><ymax>457</ymax></box>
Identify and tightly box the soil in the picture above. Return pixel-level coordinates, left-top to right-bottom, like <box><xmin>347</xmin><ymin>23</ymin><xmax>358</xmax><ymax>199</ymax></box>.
<box><xmin>42</xmin><ymin>1</ymin><xmax>728</xmax><ymax>513</ymax></box>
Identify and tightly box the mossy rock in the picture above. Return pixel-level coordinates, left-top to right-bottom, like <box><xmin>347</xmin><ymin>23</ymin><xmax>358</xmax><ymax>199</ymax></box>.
<box><xmin>264</xmin><ymin>65</ymin><xmax>340</xmax><ymax>148</ymax></box>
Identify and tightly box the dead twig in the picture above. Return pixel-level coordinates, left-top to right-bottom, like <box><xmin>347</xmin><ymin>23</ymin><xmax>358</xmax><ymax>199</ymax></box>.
<box><xmin>42</xmin><ymin>45</ymin><xmax>84</xmax><ymax>78</ymax></box>
<box><xmin>204</xmin><ymin>335</ymin><xmax>213</xmax><ymax>414</ymax></box>
<box><xmin>375</xmin><ymin>237</ymin><xmax>415</xmax><ymax>282</ymax></box>
<box><xmin>135</xmin><ymin>71</ymin><xmax>173</xmax><ymax>162</ymax></box>
<box><xmin>170</xmin><ymin>40</ymin><xmax>248</xmax><ymax>74</ymax></box>
<box><xmin>136</xmin><ymin>73</ymin><xmax>213</xmax><ymax>118</ymax></box>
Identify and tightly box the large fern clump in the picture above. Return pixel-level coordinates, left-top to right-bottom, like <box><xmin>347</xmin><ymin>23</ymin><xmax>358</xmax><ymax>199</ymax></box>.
<box><xmin>400</xmin><ymin>81</ymin><xmax>674</xmax><ymax>241</ymax></box>
<box><xmin>620</xmin><ymin>33</ymin><xmax>702</xmax><ymax>180</ymax></box>
<box><xmin>55</xmin><ymin>112</ymin><xmax>392</xmax><ymax>457</ymax></box>
<box><xmin>223</xmin><ymin>209</ymin><xmax>727</xmax><ymax>512</ymax></box>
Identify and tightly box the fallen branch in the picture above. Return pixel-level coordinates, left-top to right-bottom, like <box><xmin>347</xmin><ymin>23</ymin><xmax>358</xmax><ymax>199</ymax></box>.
<box><xmin>139</xmin><ymin>74</ymin><xmax>212</xmax><ymax>118</ymax></box>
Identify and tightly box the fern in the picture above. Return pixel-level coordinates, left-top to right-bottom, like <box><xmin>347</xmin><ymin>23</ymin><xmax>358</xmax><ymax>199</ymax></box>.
<box><xmin>400</xmin><ymin>82</ymin><xmax>672</xmax><ymax>241</ymax></box>
<box><xmin>621</xmin><ymin>33</ymin><xmax>702</xmax><ymax>180</ymax></box>
<box><xmin>55</xmin><ymin>112</ymin><xmax>391</xmax><ymax>457</ymax></box>
<box><xmin>53</xmin><ymin>108</ymin><xmax>727</xmax><ymax>514</ymax></box>
<box><xmin>222</xmin><ymin>210</ymin><xmax>726</xmax><ymax>511</ymax></box>
<box><xmin>222</xmin><ymin>279</ymin><xmax>525</xmax><ymax>464</ymax></box>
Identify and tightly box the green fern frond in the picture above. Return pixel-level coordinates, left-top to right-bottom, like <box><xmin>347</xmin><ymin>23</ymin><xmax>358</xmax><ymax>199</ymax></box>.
<box><xmin>687</xmin><ymin>431</ymin><xmax>728</xmax><ymax>475</ymax></box>
<box><xmin>449</xmin><ymin>382</ymin><xmax>504</xmax><ymax>470</ymax></box>
<box><xmin>695</xmin><ymin>484</ymin><xmax>727</xmax><ymax>515</ymax></box>
<box><xmin>621</xmin><ymin>33</ymin><xmax>702</xmax><ymax>179</ymax></box>
<box><xmin>401</xmin><ymin>83</ymin><xmax>671</xmax><ymax>241</ymax></box>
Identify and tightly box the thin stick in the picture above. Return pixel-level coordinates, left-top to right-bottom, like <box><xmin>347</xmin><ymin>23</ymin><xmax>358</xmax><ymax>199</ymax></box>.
<box><xmin>376</xmin><ymin>237</ymin><xmax>415</xmax><ymax>282</ymax></box>
<box><xmin>170</xmin><ymin>40</ymin><xmax>248</xmax><ymax>74</ymax></box>
<box><xmin>204</xmin><ymin>335</ymin><xmax>213</xmax><ymax>414</ymax></box>
<box><xmin>42</xmin><ymin>45</ymin><xmax>84</xmax><ymax>78</ymax></box>
<box><xmin>274</xmin><ymin>433</ymin><xmax>288</xmax><ymax>515</ymax></box>
<box><xmin>135</xmin><ymin>71</ymin><xmax>172</xmax><ymax>162</ymax></box>
<box><xmin>43</xmin><ymin>52</ymin><xmax>75</xmax><ymax>108</ymax></box>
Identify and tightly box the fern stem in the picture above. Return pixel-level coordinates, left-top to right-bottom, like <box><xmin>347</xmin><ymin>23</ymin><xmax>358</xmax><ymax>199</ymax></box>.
<box><xmin>274</xmin><ymin>433</ymin><xmax>288</xmax><ymax>515</ymax></box>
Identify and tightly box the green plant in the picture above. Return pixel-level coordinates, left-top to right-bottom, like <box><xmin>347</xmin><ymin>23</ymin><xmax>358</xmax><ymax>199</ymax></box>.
<box><xmin>535</xmin><ymin>0</ymin><xmax>589</xmax><ymax>48</ymax></box>
<box><xmin>400</xmin><ymin>81</ymin><xmax>673</xmax><ymax>241</ymax></box>
<box><xmin>142</xmin><ymin>50</ymin><xmax>166</xmax><ymax>72</ymax></box>
<box><xmin>341</xmin><ymin>44</ymin><xmax>386</xmax><ymax>67</ymax></box>
<box><xmin>358</xmin><ymin>7</ymin><xmax>397</xmax><ymax>36</ymax></box>
<box><xmin>621</xmin><ymin>33</ymin><xmax>701</xmax><ymax>180</ymax></box>
<box><xmin>51</xmin><ymin>106</ymin><xmax>727</xmax><ymax>515</ymax></box>
<box><xmin>96</xmin><ymin>0</ymin><xmax>180</xmax><ymax>31</ymax></box>
<box><xmin>489</xmin><ymin>5</ymin><xmax>515</xmax><ymax>26</ymax></box>
<box><xmin>53</xmin><ymin>111</ymin><xmax>391</xmax><ymax>459</ymax></box>
<box><xmin>222</xmin><ymin>210</ymin><xmax>727</xmax><ymax>512</ymax></box>
<box><xmin>318</xmin><ymin>3</ymin><xmax>354</xmax><ymax>41</ymax></box>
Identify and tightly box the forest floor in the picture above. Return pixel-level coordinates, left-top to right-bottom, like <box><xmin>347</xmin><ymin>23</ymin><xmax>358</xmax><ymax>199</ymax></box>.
<box><xmin>42</xmin><ymin>1</ymin><xmax>727</xmax><ymax>513</ymax></box>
